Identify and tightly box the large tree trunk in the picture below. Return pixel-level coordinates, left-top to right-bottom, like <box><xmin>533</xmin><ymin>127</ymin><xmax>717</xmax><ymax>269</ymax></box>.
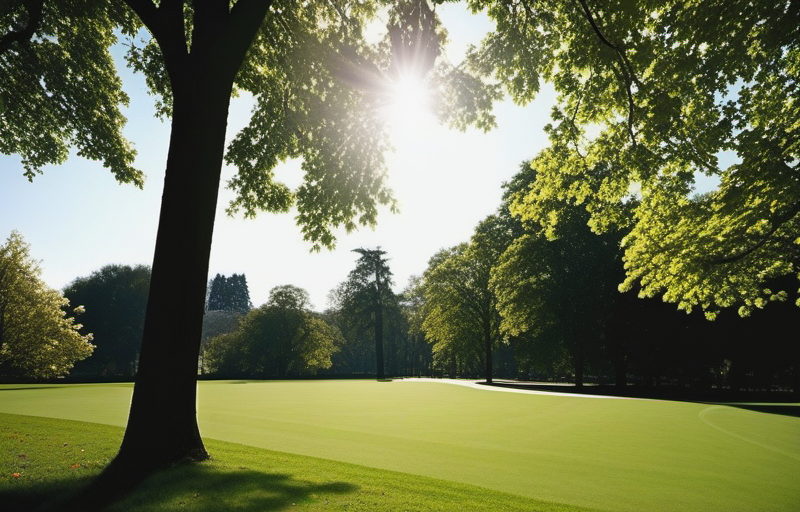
<box><xmin>59</xmin><ymin>2</ymin><xmax>275</xmax><ymax>510</ymax></box>
<box><xmin>119</xmin><ymin>72</ymin><xmax>235</xmax><ymax>469</ymax></box>
<box><xmin>62</xmin><ymin>73</ymin><xmax>235</xmax><ymax>512</ymax></box>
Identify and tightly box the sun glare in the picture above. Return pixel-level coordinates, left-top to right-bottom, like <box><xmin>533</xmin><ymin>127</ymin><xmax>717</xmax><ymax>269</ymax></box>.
<box><xmin>382</xmin><ymin>74</ymin><xmax>436</xmax><ymax>142</ymax></box>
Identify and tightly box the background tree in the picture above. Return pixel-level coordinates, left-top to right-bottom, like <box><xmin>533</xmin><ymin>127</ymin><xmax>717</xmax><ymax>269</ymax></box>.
<box><xmin>204</xmin><ymin>285</ymin><xmax>340</xmax><ymax>378</ymax></box>
<box><xmin>63</xmin><ymin>264</ymin><xmax>151</xmax><ymax>378</ymax></box>
<box><xmin>202</xmin><ymin>331</ymin><xmax>248</xmax><ymax>377</ymax></box>
<box><xmin>206</xmin><ymin>273</ymin><xmax>252</xmax><ymax>313</ymax></box>
<box><xmin>339</xmin><ymin>248</ymin><xmax>395</xmax><ymax>379</ymax></box>
<box><xmin>199</xmin><ymin>309</ymin><xmax>242</xmax><ymax>374</ymax></box>
<box><xmin>325</xmin><ymin>255</ymin><xmax>429</xmax><ymax>377</ymax></box>
<box><xmin>201</xmin><ymin>310</ymin><xmax>242</xmax><ymax>344</ymax></box>
<box><xmin>422</xmin><ymin>245</ymin><xmax>482</xmax><ymax>378</ymax></box>
<box><xmin>470</xmin><ymin>0</ymin><xmax>799</xmax><ymax>316</ymax></box>
<box><xmin>492</xmin><ymin>163</ymin><xmax>625</xmax><ymax>387</ymax></box>
<box><xmin>325</xmin><ymin>283</ymin><xmax>376</xmax><ymax>375</ymax></box>
<box><xmin>0</xmin><ymin>231</ymin><xmax>94</xmax><ymax>379</ymax></box>
<box><xmin>398</xmin><ymin>276</ymin><xmax>433</xmax><ymax>377</ymax></box>
<box><xmin>421</xmin><ymin>215</ymin><xmax>507</xmax><ymax>383</ymax></box>
<box><xmin>492</xmin><ymin>217</ymin><xmax>623</xmax><ymax>387</ymax></box>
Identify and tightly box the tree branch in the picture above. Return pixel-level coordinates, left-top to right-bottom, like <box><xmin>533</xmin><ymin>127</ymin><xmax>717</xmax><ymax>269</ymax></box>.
<box><xmin>710</xmin><ymin>200</ymin><xmax>800</xmax><ymax>264</ymax></box>
<box><xmin>220</xmin><ymin>0</ymin><xmax>275</xmax><ymax>80</ymax></box>
<box><xmin>575</xmin><ymin>0</ymin><xmax>617</xmax><ymax>51</ymax></box>
<box><xmin>0</xmin><ymin>0</ymin><xmax>44</xmax><ymax>55</ymax></box>
<box><xmin>123</xmin><ymin>0</ymin><xmax>159</xmax><ymax>34</ymax></box>
<box><xmin>574</xmin><ymin>0</ymin><xmax>639</xmax><ymax>147</ymax></box>
<box><xmin>124</xmin><ymin>0</ymin><xmax>187</xmax><ymax>66</ymax></box>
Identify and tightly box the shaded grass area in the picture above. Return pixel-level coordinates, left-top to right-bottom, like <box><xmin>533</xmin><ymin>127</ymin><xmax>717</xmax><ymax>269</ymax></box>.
<box><xmin>0</xmin><ymin>413</ymin><xmax>119</xmax><ymax>512</ymax></box>
<box><xmin>0</xmin><ymin>413</ymin><xmax>588</xmax><ymax>512</ymax></box>
<box><xmin>483</xmin><ymin>381</ymin><xmax>800</xmax><ymax>418</ymax></box>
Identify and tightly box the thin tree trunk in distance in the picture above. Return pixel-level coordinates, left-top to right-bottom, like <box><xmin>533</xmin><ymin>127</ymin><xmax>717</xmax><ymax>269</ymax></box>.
<box><xmin>575</xmin><ymin>351</ymin><xmax>585</xmax><ymax>388</ymax></box>
<box><xmin>484</xmin><ymin>319</ymin><xmax>493</xmax><ymax>383</ymax></box>
<box><xmin>374</xmin><ymin>271</ymin><xmax>385</xmax><ymax>380</ymax></box>
<box><xmin>375</xmin><ymin>296</ymin><xmax>385</xmax><ymax>379</ymax></box>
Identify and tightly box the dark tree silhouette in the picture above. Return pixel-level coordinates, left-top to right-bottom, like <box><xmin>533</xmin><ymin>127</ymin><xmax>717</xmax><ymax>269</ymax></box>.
<box><xmin>207</xmin><ymin>273</ymin><xmax>252</xmax><ymax>314</ymax></box>
<box><xmin>64</xmin><ymin>264</ymin><xmax>151</xmax><ymax>378</ymax></box>
<box><xmin>338</xmin><ymin>248</ymin><xmax>394</xmax><ymax>380</ymax></box>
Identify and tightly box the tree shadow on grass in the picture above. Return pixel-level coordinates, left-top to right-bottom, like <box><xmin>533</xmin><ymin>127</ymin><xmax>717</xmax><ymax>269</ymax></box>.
<box><xmin>722</xmin><ymin>403</ymin><xmax>800</xmax><ymax>418</ymax></box>
<box><xmin>105</xmin><ymin>464</ymin><xmax>359</xmax><ymax>512</ymax></box>
<box><xmin>0</xmin><ymin>473</ymin><xmax>97</xmax><ymax>512</ymax></box>
<box><xmin>0</xmin><ymin>463</ymin><xmax>358</xmax><ymax>512</ymax></box>
<box><xmin>1</xmin><ymin>463</ymin><xmax>359</xmax><ymax>512</ymax></box>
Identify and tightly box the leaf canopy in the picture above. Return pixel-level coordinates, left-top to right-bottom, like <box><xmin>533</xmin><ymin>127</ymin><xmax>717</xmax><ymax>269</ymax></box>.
<box><xmin>2</xmin><ymin>1</ymin><xmax>494</xmax><ymax>250</ymax></box>
<box><xmin>472</xmin><ymin>0</ymin><xmax>800</xmax><ymax>314</ymax></box>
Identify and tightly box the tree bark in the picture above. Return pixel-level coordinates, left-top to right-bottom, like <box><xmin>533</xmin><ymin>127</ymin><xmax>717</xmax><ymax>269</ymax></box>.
<box><xmin>60</xmin><ymin>67</ymin><xmax>236</xmax><ymax>512</ymax></box>
<box><xmin>54</xmin><ymin>1</ymin><xmax>279</xmax><ymax>509</ymax></box>
<box><xmin>100</xmin><ymin>0</ymin><xmax>272</xmax><ymax>474</ymax></box>
<box><xmin>118</xmin><ymin>68</ymin><xmax>235</xmax><ymax>468</ymax></box>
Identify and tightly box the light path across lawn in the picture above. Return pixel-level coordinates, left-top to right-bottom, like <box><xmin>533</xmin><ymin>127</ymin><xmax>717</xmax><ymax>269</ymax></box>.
<box><xmin>699</xmin><ymin>405</ymin><xmax>800</xmax><ymax>462</ymax></box>
<box><xmin>398</xmin><ymin>377</ymin><xmax>644</xmax><ymax>399</ymax></box>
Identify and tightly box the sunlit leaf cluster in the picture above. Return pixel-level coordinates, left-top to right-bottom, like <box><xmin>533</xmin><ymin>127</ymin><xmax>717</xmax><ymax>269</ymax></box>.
<box><xmin>473</xmin><ymin>0</ymin><xmax>799</xmax><ymax>314</ymax></box>
<box><xmin>1</xmin><ymin>0</ymin><xmax>142</xmax><ymax>185</ymax></box>
<box><xmin>0</xmin><ymin>231</ymin><xmax>94</xmax><ymax>378</ymax></box>
<box><xmin>224</xmin><ymin>3</ymin><xmax>395</xmax><ymax>249</ymax></box>
<box><xmin>4</xmin><ymin>1</ymin><xmax>499</xmax><ymax>253</ymax></box>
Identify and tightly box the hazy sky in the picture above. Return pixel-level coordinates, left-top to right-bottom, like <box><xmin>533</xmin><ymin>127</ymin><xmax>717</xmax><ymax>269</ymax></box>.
<box><xmin>1</xmin><ymin>4</ymin><xmax>564</xmax><ymax>311</ymax></box>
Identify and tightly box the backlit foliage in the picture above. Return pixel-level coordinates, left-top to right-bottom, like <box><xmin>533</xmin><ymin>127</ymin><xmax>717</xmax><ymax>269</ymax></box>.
<box><xmin>472</xmin><ymin>0</ymin><xmax>799</xmax><ymax>315</ymax></box>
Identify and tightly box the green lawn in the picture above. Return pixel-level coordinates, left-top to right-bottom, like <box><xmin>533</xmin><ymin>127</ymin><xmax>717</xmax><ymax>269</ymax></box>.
<box><xmin>1</xmin><ymin>413</ymin><xmax>579</xmax><ymax>512</ymax></box>
<box><xmin>1</xmin><ymin>379</ymin><xmax>798</xmax><ymax>512</ymax></box>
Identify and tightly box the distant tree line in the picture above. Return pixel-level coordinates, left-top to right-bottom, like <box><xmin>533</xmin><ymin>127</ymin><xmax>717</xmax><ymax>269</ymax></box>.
<box><xmin>203</xmin><ymin>285</ymin><xmax>340</xmax><ymax>378</ymax></box>
<box><xmin>3</xmin><ymin>215</ymin><xmax>796</xmax><ymax>396</ymax></box>
<box><xmin>413</xmin><ymin>161</ymin><xmax>799</xmax><ymax>397</ymax></box>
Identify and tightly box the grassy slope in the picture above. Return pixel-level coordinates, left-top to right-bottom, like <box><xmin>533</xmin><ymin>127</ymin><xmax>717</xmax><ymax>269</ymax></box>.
<box><xmin>1</xmin><ymin>380</ymin><xmax>799</xmax><ymax>512</ymax></box>
<box><xmin>0</xmin><ymin>412</ymin><xmax>586</xmax><ymax>512</ymax></box>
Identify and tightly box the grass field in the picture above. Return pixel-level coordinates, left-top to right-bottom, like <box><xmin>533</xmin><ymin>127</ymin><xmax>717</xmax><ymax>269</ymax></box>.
<box><xmin>1</xmin><ymin>379</ymin><xmax>798</xmax><ymax>511</ymax></box>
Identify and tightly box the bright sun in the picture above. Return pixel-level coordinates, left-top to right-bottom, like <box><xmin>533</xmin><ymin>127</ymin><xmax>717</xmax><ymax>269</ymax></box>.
<box><xmin>382</xmin><ymin>74</ymin><xmax>437</xmax><ymax>143</ymax></box>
